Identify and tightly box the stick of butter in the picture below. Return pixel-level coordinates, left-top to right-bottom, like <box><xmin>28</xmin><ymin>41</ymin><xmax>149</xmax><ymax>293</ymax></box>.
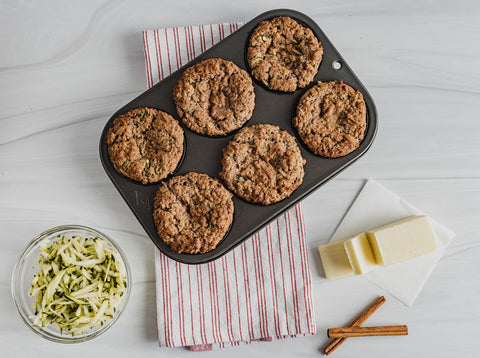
<box><xmin>366</xmin><ymin>215</ymin><xmax>437</xmax><ymax>266</ymax></box>
<box><xmin>318</xmin><ymin>215</ymin><xmax>438</xmax><ymax>280</ymax></box>
<box><xmin>344</xmin><ymin>233</ymin><xmax>377</xmax><ymax>274</ymax></box>
<box><xmin>318</xmin><ymin>241</ymin><xmax>354</xmax><ymax>280</ymax></box>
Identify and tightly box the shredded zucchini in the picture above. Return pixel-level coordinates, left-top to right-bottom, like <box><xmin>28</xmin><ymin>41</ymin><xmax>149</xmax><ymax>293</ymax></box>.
<box><xmin>29</xmin><ymin>235</ymin><xmax>127</xmax><ymax>336</ymax></box>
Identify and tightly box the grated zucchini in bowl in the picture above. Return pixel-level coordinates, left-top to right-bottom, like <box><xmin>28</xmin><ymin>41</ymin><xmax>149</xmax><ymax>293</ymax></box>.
<box><xmin>29</xmin><ymin>234</ymin><xmax>127</xmax><ymax>336</ymax></box>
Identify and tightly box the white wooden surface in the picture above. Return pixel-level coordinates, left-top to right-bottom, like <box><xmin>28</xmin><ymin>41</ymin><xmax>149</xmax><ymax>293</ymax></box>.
<box><xmin>1</xmin><ymin>0</ymin><xmax>479</xmax><ymax>356</ymax></box>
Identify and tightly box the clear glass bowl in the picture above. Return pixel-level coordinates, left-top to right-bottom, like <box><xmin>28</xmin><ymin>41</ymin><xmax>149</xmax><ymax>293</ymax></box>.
<box><xmin>11</xmin><ymin>225</ymin><xmax>131</xmax><ymax>343</ymax></box>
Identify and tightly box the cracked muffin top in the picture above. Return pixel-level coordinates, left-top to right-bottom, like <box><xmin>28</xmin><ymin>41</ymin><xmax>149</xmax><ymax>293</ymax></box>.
<box><xmin>293</xmin><ymin>81</ymin><xmax>367</xmax><ymax>158</ymax></box>
<box><xmin>106</xmin><ymin>107</ymin><xmax>184</xmax><ymax>184</ymax></box>
<box><xmin>247</xmin><ymin>16</ymin><xmax>323</xmax><ymax>92</ymax></box>
<box><xmin>153</xmin><ymin>172</ymin><xmax>234</xmax><ymax>254</ymax></box>
<box><xmin>220</xmin><ymin>124</ymin><xmax>305</xmax><ymax>205</ymax></box>
<box><xmin>173</xmin><ymin>58</ymin><xmax>255</xmax><ymax>136</ymax></box>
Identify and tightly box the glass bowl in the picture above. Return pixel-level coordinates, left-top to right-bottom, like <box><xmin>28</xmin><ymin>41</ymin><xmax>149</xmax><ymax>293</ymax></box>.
<box><xmin>11</xmin><ymin>225</ymin><xmax>131</xmax><ymax>343</ymax></box>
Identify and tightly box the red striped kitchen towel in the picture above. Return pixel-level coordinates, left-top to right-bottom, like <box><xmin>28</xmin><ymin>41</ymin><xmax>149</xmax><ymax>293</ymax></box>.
<box><xmin>143</xmin><ymin>22</ymin><xmax>316</xmax><ymax>350</ymax></box>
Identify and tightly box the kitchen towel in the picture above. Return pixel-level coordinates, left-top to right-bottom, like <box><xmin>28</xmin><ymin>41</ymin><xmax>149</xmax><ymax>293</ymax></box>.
<box><xmin>329</xmin><ymin>179</ymin><xmax>455</xmax><ymax>306</ymax></box>
<box><xmin>143</xmin><ymin>23</ymin><xmax>316</xmax><ymax>349</ymax></box>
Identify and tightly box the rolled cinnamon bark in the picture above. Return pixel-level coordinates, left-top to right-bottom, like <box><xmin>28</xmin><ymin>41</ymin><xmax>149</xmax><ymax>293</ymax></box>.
<box><xmin>328</xmin><ymin>325</ymin><xmax>408</xmax><ymax>338</ymax></box>
<box><xmin>323</xmin><ymin>296</ymin><xmax>386</xmax><ymax>355</ymax></box>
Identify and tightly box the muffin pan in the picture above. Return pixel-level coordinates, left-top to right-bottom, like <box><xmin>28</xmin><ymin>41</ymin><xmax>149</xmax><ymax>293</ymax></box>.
<box><xmin>99</xmin><ymin>9</ymin><xmax>378</xmax><ymax>264</ymax></box>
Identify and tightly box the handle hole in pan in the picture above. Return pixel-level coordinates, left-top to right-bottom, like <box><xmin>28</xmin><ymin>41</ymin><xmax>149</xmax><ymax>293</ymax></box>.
<box><xmin>332</xmin><ymin>60</ymin><xmax>342</xmax><ymax>70</ymax></box>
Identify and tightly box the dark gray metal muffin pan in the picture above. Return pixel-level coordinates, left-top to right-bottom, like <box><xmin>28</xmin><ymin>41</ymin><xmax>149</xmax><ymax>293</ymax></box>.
<box><xmin>99</xmin><ymin>9</ymin><xmax>378</xmax><ymax>264</ymax></box>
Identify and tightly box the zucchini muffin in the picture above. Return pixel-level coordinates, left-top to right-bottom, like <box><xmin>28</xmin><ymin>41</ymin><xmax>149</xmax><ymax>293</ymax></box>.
<box><xmin>106</xmin><ymin>107</ymin><xmax>184</xmax><ymax>184</ymax></box>
<box><xmin>247</xmin><ymin>16</ymin><xmax>323</xmax><ymax>92</ymax></box>
<box><xmin>173</xmin><ymin>58</ymin><xmax>255</xmax><ymax>136</ymax></box>
<box><xmin>293</xmin><ymin>81</ymin><xmax>367</xmax><ymax>158</ymax></box>
<box><xmin>220</xmin><ymin>124</ymin><xmax>305</xmax><ymax>205</ymax></box>
<box><xmin>153</xmin><ymin>172</ymin><xmax>234</xmax><ymax>254</ymax></box>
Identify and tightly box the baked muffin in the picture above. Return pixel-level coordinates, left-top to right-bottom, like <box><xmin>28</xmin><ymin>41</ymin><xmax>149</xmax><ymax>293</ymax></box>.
<box><xmin>153</xmin><ymin>172</ymin><xmax>234</xmax><ymax>254</ymax></box>
<box><xmin>247</xmin><ymin>16</ymin><xmax>323</xmax><ymax>92</ymax></box>
<box><xmin>106</xmin><ymin>107</ymin><xmax>184</xmax><ymax>184</ymax></box>
<box><xmin>293</xmin><ymin>81</ymin><xmax>367</xmax><ymax>158</ymax></box>
<box><xmin>173</xmin><ymin>58</ymin><xmax>255</xmax><ymax>136</ymax></box>
<box><xmin>220</xmin><ymin>124</ymin><xmax>305</xmax><ymax>205</ymax></box>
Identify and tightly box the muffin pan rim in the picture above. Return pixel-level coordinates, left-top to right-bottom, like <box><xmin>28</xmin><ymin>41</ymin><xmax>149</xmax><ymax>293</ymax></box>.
<box><xmin>99</xmin><ymin>8</ymin><xmax>378</xmax><ymax>264</ymax></box>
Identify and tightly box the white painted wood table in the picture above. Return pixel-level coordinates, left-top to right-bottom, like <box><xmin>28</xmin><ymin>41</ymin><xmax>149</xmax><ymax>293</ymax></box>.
<box><xmin>1</xmin><ymin>1</ymin><xmax>479</xmax><ymax>356</ymax></box>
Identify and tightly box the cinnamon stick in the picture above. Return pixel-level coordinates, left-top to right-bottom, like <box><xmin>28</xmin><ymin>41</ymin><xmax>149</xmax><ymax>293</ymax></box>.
<box><xmin>323</xmin><ymin>296</ymin><xmax>386</xmax><ymax>355</ymax></box>
<box><xmin>328</xmin><ymin>325</ymin><xmax>408</xmax><ymax>338</ymax></box>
